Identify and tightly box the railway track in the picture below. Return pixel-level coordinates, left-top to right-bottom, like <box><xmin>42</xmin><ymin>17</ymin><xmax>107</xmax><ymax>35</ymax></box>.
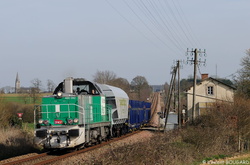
<box><xmin>2</xmin><ymin>131</ymin><xmax>140</xmax><ymax>165</ymax></box>
<box><xmin>149</xmin><ymin>92</ymin><xmax>161</xmax><ymax>127</ymax></box>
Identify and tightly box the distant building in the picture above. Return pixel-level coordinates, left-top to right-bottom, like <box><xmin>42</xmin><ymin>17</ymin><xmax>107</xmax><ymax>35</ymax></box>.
<box><xmin>14</xmin><ymin>73</ymin><xmax>31</xmax><ymax>93</ymax></box>
<box><xmin>186</xmin><ymin>74</ymin><xmax>236</xmax><ymax>120</ymax></box>
<box><xmin>15</xmin><ymin>72</ymin><xmax>20</xmax><ymax>93</ymax></box>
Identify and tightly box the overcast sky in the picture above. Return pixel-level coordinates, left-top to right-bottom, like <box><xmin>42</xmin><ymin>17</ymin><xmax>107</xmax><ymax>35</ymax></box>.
<box><xmin>0</xmin><ymin>0</ymin><xmax>249</xmax><ymax>89</ymax></box>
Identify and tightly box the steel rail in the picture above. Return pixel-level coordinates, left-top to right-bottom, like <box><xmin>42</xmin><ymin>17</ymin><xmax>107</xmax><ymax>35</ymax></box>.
<box><xmin>2</xmin><ymin>131</ymin><xmax>140</xmax><ymax>165</ymax></box>
<box><xmin>35</xmin><ymin>131</ymin><xmax>140</xmax><ymax>165</ymax></box>
<box><xmin>2</xmin><ymin>152</ymin><xmax>48</xmax><ymax>165</ymax></box>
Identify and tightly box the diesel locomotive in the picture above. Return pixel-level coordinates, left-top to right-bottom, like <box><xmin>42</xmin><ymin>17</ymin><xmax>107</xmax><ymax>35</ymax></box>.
<box><xmin>34</xmin><ymin>77</ymin><xmax>151</xmax><ymax>149</ymax></box>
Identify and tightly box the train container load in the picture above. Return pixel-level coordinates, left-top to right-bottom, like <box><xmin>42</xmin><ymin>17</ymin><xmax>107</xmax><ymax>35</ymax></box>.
<box><xmin>34</xmin><ymin>77</ymin><xmax>151</xmax><ymax>149</ymax></box>
<box><xmin>128</xmin><ymin>100</ymin><xmax>151</xmax><ymax>130</ymax></box>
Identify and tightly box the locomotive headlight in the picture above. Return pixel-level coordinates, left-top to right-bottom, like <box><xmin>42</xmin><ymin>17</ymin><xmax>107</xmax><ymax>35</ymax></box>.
<box><xmin>56</xmin><ymin>91</ymin><xmax>63</xmax><ymax>98</ymax></box>
<box><xmin>67</xmin><ymin>119</ymin><xmax>73</xmax><ymax>124</ymax></box>
<box><xmin>43</xmin><ymin>120</ymin><xmax>49</xmax><ymax>125</ymax></box>
<box><xmin>73</xmin><ymin>118</ymin><xmax>79</xmax><ymax>123</ymax></box>
<box><xmin>38</xmin><ymin>119</ymin><xmax>43</xmax><ymax>124</ymax></box>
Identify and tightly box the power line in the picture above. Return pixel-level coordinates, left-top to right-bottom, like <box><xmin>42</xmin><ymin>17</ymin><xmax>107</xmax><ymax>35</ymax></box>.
<box><xmin>155</xmin><ymin>0</ymin><xmax>190</xmax><ymax>47</ymax></box>
<box><xmin>105</xmin><ymin>0</ymin><xmax>202</xmax><ymax>58</ymax></box>
<box><xmin>121</xmin><ymin>0</ymin><xmax>176</xmax><ymax>51</ymax></box>
<box><xmin>105</xmin><ymin>0</ymin><xmax>166</xmax><ymax>50</ymax></box>
<box><xmin>170</xmin><ymin>0</ymin><xmax>199</xmax><ymax>47</ymax></box>
<box><xmin>135</xmin><ymin>0</ymin><xmax>185</xmax><ymax>53</ymax></box>
<box><xmin>174</xmin><ymin>0</ymin><xmax>203</xmax><ymax>48</ymax></box>
<box><xmin>148</xmin><ymin>0</ymin><xmax>188</xmax><ymax>50</ymax></box>
<box><xmin>162</xmin><ymin>0</ymin><xmax>196</xmax><ymax>48</ymax></box>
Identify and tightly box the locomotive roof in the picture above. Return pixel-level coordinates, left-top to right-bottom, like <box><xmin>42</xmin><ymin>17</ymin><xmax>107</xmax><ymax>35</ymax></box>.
<box><xmin>96</xmin><ymin>83</ymin><xmax>128</xmax><ymax>99</ymax></box>
<box><xmin>58</xmin><ymin>78</ymin><xmax>128</xmax><ymax>98</ymax></box>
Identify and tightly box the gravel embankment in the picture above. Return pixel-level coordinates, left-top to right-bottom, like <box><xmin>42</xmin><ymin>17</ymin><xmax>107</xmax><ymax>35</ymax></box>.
<box><xmin>0</xmin><ymin>131</ymin><xmax>154</xmax><ymax>165</ymax></box>
<box><xmin>55</xmin><ymin>130</ymin><xmax>154</xmax><ymax>165</ymax></box>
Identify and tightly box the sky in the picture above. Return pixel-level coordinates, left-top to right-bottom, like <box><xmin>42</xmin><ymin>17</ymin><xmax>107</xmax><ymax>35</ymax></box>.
<box><xmin>0</xmin><ymin>0</ymin><xmax>249</xmax><ymax>90</ymax></box>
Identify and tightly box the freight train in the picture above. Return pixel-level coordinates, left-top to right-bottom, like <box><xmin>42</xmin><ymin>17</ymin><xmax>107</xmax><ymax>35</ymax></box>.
<box><xmin>34</xmin><ymin>77</ymin><xmax>151</xmax><ymax>149</ymax></box>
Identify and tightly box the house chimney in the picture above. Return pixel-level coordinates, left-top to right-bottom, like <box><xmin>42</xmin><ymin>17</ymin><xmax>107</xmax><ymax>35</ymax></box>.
<box><xmin>201</xmin><ymin>73</ymin><xmax>208</xmax><ymax>80</ymax></box>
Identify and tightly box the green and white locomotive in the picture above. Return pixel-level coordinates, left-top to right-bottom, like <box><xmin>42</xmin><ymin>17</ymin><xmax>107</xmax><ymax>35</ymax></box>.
<box><xmin>34</xmin><ymin>77</ymin><xmax>129</xmax><ymax>149</ymax></box>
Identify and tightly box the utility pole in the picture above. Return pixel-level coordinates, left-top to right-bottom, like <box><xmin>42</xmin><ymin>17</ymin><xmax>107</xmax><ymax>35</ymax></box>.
<box><xmin>192</xmin><ymin>49</ymin><xmax>197</xmax><ymax>122</ymax></box>
<box><xmin>164</xmin><ymin>66</ymin><xmax>177</xmax><ymax>132</ymax></box>
<box><xmin>164</xmin><ymin>60</ymin><xmax>182</xmax><ymax>130</ymax></box>
<box><xmin>177</xmin><ymin>60</ymin><xmax>181</xmax><ymax>128</ymax></box>
<box><xmin>187</xmin><ymin>48</ymin><xmax>206</xmax><ymax>122</ymax></box>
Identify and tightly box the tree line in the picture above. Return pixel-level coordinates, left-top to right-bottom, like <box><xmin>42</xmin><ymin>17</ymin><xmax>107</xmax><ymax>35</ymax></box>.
<box><xmin>2</xmin><ymin>49</ymin><xmax>250</xmax><ymax>101</ymax></box>
<box><xmin>0</xmin><ymin>71</ymin><xmax>156</xmax><ymax>102</ymax></box>
<box><xmin>92</xmin><ymin>70</ymin><xmax>153</xmax><ymax>101</ymax></box>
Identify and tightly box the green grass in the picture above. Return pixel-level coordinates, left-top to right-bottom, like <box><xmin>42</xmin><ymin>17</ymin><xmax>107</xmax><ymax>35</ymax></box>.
<box><xmin>1</xmin><ymin>96</ymin><xmax>34</xmax><ymax>104</ymax></box>
<box><xmin>202</xmin><ymin>154</ymin><xmax>228</xmax><ymax>162</ymax></box>
<box><xmin>0</xmin><ymin>93</ymin><xmax>51</xmax><ymax>104</ymax></box>
<box><xmin>22</xmin><ymin>122</ymin><xmax>35</xmax><ymax>132</ymax></box>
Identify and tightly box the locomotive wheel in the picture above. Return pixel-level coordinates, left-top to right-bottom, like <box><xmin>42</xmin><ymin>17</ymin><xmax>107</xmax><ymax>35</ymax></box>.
<box><xmin>97</xmin><ymin>135</ymin><xmax>102</xmax><ymax>144</ymax></box>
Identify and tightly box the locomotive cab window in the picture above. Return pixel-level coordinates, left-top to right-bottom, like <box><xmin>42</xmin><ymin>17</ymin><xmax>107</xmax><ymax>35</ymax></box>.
<box><xmin>72</xmin><ymin>80</ymin><xmax>100</xmax><ymax>95</ymax></box>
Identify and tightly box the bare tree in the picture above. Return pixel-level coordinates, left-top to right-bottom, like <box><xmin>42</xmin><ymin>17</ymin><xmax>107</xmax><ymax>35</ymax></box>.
<box><xmin>47</xmin><ymin>79</ymin><xmax>55</xmax><ymax>93</ymax></box>
<box><xmin>29</xmin><ymin>87</ymin><xmax>41</xmax><ymax>104</ymax></box>
<box><xmin>131</xmin><ymin>76</ymin><xmax>151</xmax><ymax>101</ymax></box>
<box><xmin>235</xmin><ymin>49</ymin><xmax>250</xmax><ymax>98</ymax></box>
<box><xmin>93</xmin><ymin>70</ymin><xmax>117</xmax><ymax>84</ymax></box>
<box><xmin>31</xmin><ymin>78</ymin><xmax>42</xmax><ymax>92</ymax></box>
<box><xmin>30</xmin><ymin>78</ymin><xmax>42</xmax><ymax>104</ymax></box>
<box><xmin>0</xmin><ymin>88</ymin><xmax>5</xmax><ymax>94</ymax></box>
<box><xmin>110</xmin><ymin>78</ymin><xmax>130</xmax><ymax>95</ymax></box>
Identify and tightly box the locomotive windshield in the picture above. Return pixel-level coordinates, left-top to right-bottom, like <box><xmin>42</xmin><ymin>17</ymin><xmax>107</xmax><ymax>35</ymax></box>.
<box><xmin>53</xmin><ymin>79</ymin><xmax>100</xmax><ymax>95</ymax></box>
<box><xmin>73</xmin><ymin>80</ymin><xmax>100</xmax><ymax>95</ymax></box>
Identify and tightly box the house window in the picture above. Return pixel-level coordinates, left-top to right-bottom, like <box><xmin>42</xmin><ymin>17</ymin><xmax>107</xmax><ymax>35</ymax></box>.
<box><xmin>207</xmin><ymin>86</ymin><xmax>214</xmax><ymax>95</ymax></box>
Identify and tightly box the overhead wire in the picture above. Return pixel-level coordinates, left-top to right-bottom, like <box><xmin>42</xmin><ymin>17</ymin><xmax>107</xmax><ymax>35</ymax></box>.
<box><xmin>162</xmin><ymin>0</ymin><xmax>196</xmax><ymax>48</ymax></box>
<box><xmin>154</xmin><ymin>0</ymin><xmax>190</xmax><ymax>47</ymax></box>
<box><xmin>155</xmin><ymin>0</ymin><xmax>188</xmax><ymax>47</ymax></box>
<box><xmin>106</xmin><ymin>0</ymin><xmax>185</xmax><ymax>55</ymax></box>
<box><xmin>170</xmin><ymin>0</ymin><xmax>197</xmax><ymax>48</ymax></box>
<box><xmin>222</xmin><ymin>72</ymin><xmax>238</xmax><ymax>79</ymax></box>
<box><xmin>197</xmin><ymin>64</ymin><xmax>202</xmax><ymax>75</ymax></box>
<box><xmin>133</xmin><ymin>0</ymin><xmax>184</xmax><ymax>54</ymax></box>
<box><xmin>147</xmin><ymin>0</ymin><xmax>187</xmax><ymax>51</ymax></box>
<box><xmin>174</xmin><ymin>0</ymin><xmax>203</xmax><ymax>48</ymax></box>
<box><xmin>121</xmin><ymin>0</ymin><xmax>176</xmax><ymax>52</ymax></box>
<box><xmin>105</xmin><ymin>0</ymin><xmax>165</xmax><ymax>50</ymax></box>
<box><xmin>105</xmin><ymin>0</ymin><xmax>202</xmax><ymax>58</ymax></box>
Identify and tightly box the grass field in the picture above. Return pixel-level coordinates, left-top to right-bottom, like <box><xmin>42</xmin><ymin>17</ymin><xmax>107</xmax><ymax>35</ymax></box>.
<box><xmin>0</xmin><ymin>93</ymin><xmax>52</xmax><ymax>104</ymax></box>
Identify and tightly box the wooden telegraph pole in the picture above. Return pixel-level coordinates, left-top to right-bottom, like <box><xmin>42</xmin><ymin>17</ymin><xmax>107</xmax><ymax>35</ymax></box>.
<box><xmin>177</xmin><ymin>60</ymin><xmax>181</xmax><ymax>128</ymax></box>
<box><xmin>187</xmin><ymin>48</ymin><xmax>206</xmax><ymax>122</ymax></box>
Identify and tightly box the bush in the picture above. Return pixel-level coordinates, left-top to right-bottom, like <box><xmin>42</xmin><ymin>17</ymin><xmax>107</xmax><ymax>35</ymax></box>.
<box><xmin>0</xmin><ymin>127</ymin><xmax>39</xmax><ymax>160</ymax></box>
<box><xmin>0</xmin><ymin>96</ymin><xmax>12</xmax><ymax>128</ymax></box>
<box><xmin>0</xmin><ymin>100</ymin><xmax>34</xmax><ymax>128</ymax></box>
<box><xmin>91</xmin><ymin>99</ymin><xmax>250</xmax><ymax>164</ymax></box>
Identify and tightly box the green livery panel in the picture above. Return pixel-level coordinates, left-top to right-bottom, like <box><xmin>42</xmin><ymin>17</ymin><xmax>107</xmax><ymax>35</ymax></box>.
<box><xmin>41</xmin><ymin>96</ymin><xmax>78</xmax><ymax>125</ymax></box>
<box><xmin>78</xmin><ymin>95</ymin><xmax>110</xmax><ymax>124</ymax></box>
<box><xmin>38</xmin><ymin>95</ymin><xmax>111</xmax><ymax>126</ymax></box>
